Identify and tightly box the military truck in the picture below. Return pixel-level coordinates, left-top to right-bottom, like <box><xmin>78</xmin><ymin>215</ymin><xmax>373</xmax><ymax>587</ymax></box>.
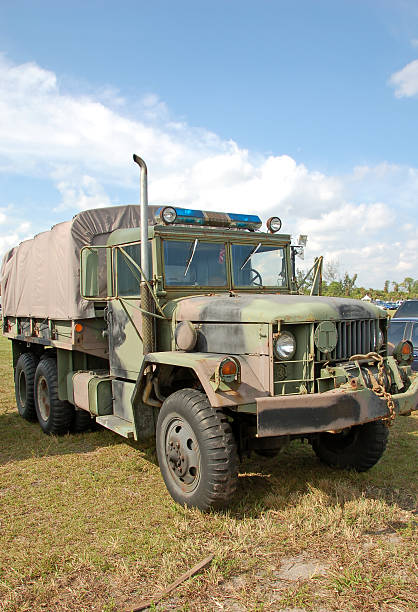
<box><xmin>2</xmin><ymin>155</ymin><xmax>417</xmax><ymax>511</ymax></box>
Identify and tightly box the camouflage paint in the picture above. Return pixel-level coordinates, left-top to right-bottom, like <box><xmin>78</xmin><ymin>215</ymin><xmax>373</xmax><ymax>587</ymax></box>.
<box><xmin>4</xmin><ymin>219</ymin><xmax>417</xmax><ymax>439</ymax></box>
<box><xmin>172</xmin><ymin>293</ymin><xmax>386</xmax><ymax>324</ymax></box>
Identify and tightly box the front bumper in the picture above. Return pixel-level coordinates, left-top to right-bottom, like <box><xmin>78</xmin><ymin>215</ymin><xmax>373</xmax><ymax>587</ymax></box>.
<box><xmin>256</xmin><ymin>371</ymin><xmax>418</xmax><ymax>438</ymax></box>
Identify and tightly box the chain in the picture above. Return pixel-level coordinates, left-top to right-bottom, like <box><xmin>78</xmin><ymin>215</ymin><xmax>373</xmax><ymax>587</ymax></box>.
<box><xmin>349</xmin><ymin>352</ymin><xmax>396</xmax><ymax>426</ymax></box>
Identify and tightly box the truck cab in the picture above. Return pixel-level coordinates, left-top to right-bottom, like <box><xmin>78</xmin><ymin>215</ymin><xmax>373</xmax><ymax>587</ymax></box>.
<box><xmin>97</xmin><ymin>211</ymin><xmax>291</xmax><ymax>379</ymax></box>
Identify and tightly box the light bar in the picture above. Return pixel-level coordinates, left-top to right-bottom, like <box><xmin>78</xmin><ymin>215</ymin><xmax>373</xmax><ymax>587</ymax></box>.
<box><xmin>156</xmin><ymin>207</ymin><xmax>262</xmax><ymax>231</ymax></box>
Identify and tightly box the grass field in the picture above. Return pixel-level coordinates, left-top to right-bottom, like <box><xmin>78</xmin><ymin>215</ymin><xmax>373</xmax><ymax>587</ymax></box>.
<box><xmin>0</xmin><ymin>336</ymin><xmax>416</xmax><ymax>612</ymax></box>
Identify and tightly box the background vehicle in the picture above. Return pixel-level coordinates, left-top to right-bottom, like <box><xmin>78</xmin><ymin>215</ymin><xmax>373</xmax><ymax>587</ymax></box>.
<box><xmin>393</xmin><ymin>299</ymin><xmax>418</xmax><ymax>319</ymax></box>
<box><xmin>388</xmin><ymin>313</ymin><xmax>418</xmax><ymax>371</ymax></box>
<box><xmin>2</xmin><ymin>155</ymin><xmax>417</xmax><ymax>510</ymax></box>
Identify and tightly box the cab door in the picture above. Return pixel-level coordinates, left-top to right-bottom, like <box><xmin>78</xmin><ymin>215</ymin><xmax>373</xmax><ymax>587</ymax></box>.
<box><xmin>108</xmin><ymin>243</ymin><xmax>144</xmax><ymax>379</ymax></box>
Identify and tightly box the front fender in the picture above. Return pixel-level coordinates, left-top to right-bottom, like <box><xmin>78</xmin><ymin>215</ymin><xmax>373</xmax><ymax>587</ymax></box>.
<box><xmin>144</xmin><ymin>351</ymin><xmax>268</xmax><ymax>408</ymax></box>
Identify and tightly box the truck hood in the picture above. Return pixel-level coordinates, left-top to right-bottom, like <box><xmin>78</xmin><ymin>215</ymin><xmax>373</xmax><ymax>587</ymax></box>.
<box><xmin>172</xmin><ymin>293</ymin><xmax>385</xmax><ymax>324</ymax></box>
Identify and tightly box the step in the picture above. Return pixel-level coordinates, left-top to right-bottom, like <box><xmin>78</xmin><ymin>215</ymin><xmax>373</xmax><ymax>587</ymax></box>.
<box><xmin>96</xmin><ymin>414</ymin><xmax>135</xmax><ymax>439</ymax></box>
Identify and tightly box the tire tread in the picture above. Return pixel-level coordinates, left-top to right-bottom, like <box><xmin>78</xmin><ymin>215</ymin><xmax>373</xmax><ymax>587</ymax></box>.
<box><xmin>156</xmin><ymin>388</ymin><xmax>238</xmax><ymax>510</ymax></box>
<box><xmin>312</xmin><ymin>420</ymin><xmax>389</xmax><ymax>472</ymax></box>
<box><xmin>14</xmin><ymin>352</ymin><xmax>38</xmax><ymax>421</ymax></box>
<box><xmin>34</xmin><ymin>357</ymin><xmax>74</xmax><ymax>435</ymax></box>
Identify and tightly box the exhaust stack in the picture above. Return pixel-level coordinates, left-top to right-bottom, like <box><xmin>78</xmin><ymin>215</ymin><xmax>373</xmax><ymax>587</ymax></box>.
<box><xmin>133</xmin><ymin>154</ymin><xmax>154</xmax><ymax>354</ymax></box>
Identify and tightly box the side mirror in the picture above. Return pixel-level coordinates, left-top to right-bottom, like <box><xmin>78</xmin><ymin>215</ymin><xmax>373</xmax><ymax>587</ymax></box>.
<box><xmin>80</xmin><ymin>246</ymin><xmax>112</xmax><ymax>299</ymax></box>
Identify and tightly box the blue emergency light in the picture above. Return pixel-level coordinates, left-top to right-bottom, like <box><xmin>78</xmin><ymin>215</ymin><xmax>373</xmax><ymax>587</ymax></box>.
<box><xmin>157</xmin><ymin>206</ymin><xmax>262</xmax><ymax>231</ymax></box>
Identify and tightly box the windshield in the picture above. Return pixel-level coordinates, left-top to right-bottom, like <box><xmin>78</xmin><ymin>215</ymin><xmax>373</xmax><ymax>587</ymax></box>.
<box><xmin>163</xmin><ymin>240</ymin><xmax>227</xmax><ymax>286</ymax></box>
<box><xmin>231</xmin><ymin>243</ymin><xmax>287</xmax><ymax>287</ymax></box>
<box><xmin>393</xmin><ymin>300</ymin><xmax>418</xmax><ymax>318</ymax></box>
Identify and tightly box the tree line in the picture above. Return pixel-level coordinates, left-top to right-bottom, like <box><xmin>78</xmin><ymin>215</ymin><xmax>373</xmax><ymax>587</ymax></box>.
<box><xmin>297</xmin><ymin>261</ymin><xmax>418</xmax><ymax>299</ymax></box>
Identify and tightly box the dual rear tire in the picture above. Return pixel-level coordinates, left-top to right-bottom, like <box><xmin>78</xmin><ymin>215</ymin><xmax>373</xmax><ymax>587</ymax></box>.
<box><xmin>14</xmin><ymin>352</ymin><xmax>92</xmax><ymax>434</ymax></box>
<box><xmin>15</xmin><ymin>352</ymin><xmax>37</xmax><ymax>421</ymax></box>
<box><xmin>33</xmin><ymin>357</ymin><xmax>74</xmax><ymax>435</ymax></box>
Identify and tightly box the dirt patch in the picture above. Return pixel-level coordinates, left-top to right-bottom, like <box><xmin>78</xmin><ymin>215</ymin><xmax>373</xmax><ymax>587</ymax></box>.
<box><xmin>275</xmin><ymin>554</ymin><xmax>330</xmax><ymax>582</ymax></box>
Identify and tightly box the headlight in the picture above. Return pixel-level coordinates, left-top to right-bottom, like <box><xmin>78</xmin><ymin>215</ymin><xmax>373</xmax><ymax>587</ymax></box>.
<box><xmin>377</xmin><ymin>328</ymin><xmax>384</xmax><ymax>349</ymax></box>
<box><xmin>274</xmin><ymin>331</ymin><xmax>296</xmax><ymax>360</ymax></box>
<box><xmin>266</xmin><ymin>216</ymin><xmax>282</xmax><ymax>233</ymax></box>
<box><xmin>161</xmin><ymin>206</ymin><xmax>177</xmax><ymax>224</ymax></box>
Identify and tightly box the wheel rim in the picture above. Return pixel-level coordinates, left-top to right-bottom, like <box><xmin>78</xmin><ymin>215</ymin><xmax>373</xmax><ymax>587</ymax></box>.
<box><xmin>37</xmin><ymin>375</ymin><xmax>50</xmax><ymax>421</ymax></box>
<box><xmin>18</xmin><ymin>370</ymin><xmax>27</xmax><ymax>409</ymax></box>
<box><xmin>164</xmin><ymin>416</ymin><xmax>201</xmax><ymax>493</ymax></box>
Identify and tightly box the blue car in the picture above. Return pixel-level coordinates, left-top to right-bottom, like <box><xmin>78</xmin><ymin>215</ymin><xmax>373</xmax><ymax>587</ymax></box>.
<box><xmin>388</xmin><ymin>300</ymin><xmax>418</xmax><ymax>371</ymax></box>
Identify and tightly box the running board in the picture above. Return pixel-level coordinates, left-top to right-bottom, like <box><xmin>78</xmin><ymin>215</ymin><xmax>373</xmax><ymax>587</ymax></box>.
<box><xmin>96</xmin><ymin>415</ymin><xmax>135</xmax><ymax>439</ymax></box>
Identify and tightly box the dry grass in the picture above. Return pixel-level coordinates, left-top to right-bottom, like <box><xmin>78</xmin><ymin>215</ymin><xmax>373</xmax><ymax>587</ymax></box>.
<box><xmin>0</xmin><ymin>335</ymin><xmax>416</xmax><ymax>611</ymax></box>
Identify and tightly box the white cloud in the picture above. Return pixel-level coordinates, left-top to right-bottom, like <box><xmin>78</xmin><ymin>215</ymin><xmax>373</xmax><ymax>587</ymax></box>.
<box><xmin>0</xmin><ymin>55</ymin><xmax>416</xmax><ymax>287</ymax></box>
<box><xmin>0</xmin><ymin>214</ymin><xmax>32</xmax><ymax>255</ymax></box>
<box><xmin>298</xmin><ymin>202</ymin><xmax>394</xmax><ymax>240</ymax></box>
<box><xmin>54</xmin><ymin>175</ymin><xmax>111</xmax><ymax>211</ymax></box>
<box><xmin>389</xmin><ymin>59</ymin><xmax>418</xmax><ymax>97</ymax></box>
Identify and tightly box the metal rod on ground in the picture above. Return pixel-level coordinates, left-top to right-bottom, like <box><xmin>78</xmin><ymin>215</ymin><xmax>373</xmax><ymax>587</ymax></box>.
<box><xmin>124</xmin><ymin>553</ymin><xmax>214</xmax><ymax>612</ymax></box>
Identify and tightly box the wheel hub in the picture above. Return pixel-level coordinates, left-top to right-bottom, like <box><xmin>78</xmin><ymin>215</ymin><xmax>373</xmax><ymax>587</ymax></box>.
<box><xmin>165</xmin><ymin>417</ymin><xmax>200</xmax><ymax>491</ymax></box>
<box><xmin>37</xmin><ymin>375</ymin><xmax>50</xmax><ymax>421</ymax></box>
<box><xmin>18</xmin><ymin>370</ymin><xmax>27</xmax><ymax>408</ymax></box>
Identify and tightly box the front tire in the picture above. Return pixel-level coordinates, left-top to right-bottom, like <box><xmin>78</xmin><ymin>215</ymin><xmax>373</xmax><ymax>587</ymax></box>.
<box><xmin>312</xmin><ymin>420</ymin><xmax>389</xmax><ymax>472</ymax></box>
<box><xmin>34</xmin><ymin>358</ymin><xmax>74</xmax><ymax>435</ymax></box>
<box><xmin>14</xmin><ymin>352</ymin><xmax>37</xmax><ymax>421</ymax></box>
<box><xmin>156</xmin><ymin>389</ymin><xmax>238</xmax><ymax>511</ymax></box>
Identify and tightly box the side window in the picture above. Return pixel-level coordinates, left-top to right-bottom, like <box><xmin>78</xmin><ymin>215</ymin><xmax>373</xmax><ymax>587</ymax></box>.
<box><xmin>80</xmin><ymin>245</ymin><xmax>112</xmax><ymax>299</ymax></box>
<box><xmin>116</xmin><ymin>243</ymin><xmax>141</xmax><ymax>297</ymax></box>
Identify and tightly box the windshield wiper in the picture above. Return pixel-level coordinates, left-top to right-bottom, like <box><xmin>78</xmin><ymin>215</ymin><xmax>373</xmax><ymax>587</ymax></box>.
<box><xmin>240</xmin><ymin>243</ymin><xmax>261</xmax><ymax>271</ymax></box>
<box><xmin>184</xmin><ymin>239</ymin><xmax>198</xmax><ymax>276</ymax></box>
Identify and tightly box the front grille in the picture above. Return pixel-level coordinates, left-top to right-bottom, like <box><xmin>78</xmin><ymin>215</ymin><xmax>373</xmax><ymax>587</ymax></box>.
<box><xmin>315</xmin><ymin>319</ymin><xmax>380</xmax><ymax>362</ymax></box>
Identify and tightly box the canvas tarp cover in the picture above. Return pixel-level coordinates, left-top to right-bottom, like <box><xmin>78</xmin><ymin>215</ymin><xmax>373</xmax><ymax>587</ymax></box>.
<box><xmin>0</xmin><ymin>205</ymin><xmax>148</xmax><ymax>320</ymax></box>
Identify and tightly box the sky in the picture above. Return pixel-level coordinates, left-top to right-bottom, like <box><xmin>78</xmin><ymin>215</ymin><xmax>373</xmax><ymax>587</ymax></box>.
<box><xmin>0</xmin><ymin>0</ymin><xmax>417</xmax><ymax>288</ymax></box>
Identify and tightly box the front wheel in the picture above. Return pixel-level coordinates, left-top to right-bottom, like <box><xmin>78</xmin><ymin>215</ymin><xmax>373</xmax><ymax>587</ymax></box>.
<box><xmin>156</xmin><ymin>389</ymin><xmax>238</xmax><ymax>511</ymax></box>
<box><xmin>311</xmin><ymin>420</ymin><xmax>389</xmax><ymax>472</ymax></box>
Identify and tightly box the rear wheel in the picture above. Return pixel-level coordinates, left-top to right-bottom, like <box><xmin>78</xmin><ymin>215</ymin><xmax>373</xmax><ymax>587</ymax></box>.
<box><xmin>156</xmin><ymin>389</ymin><xmax>238</xmax><ymax>511</ymax></box>
<box><xmin>312</xmin><ymin>420</ymin><xmax>389</xmax><ymax>472</ymax></box>
<box><xmin>14</xmin><ymin>352</ymin><xmax>37</xmax><ymax>421</ymax></box>
<box><xmin>34</xmin><ymin>358</ymin><xmax>74</xmax><ymax>435</ymax></box>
